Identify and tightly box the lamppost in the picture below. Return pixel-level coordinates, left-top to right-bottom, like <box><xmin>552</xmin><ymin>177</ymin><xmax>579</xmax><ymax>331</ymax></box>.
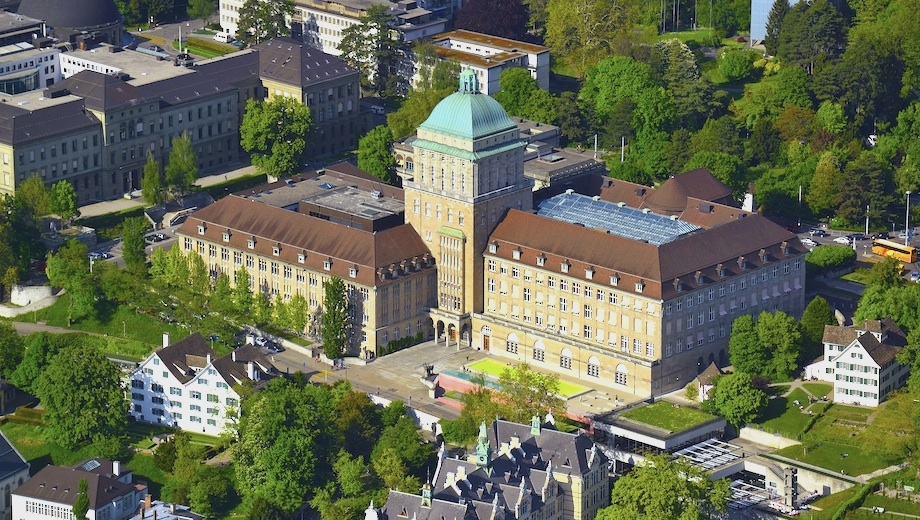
<box><xmin>906</xmin><ymin>191</ymin><xmax>912</xmax><ymax>246</ymax></box>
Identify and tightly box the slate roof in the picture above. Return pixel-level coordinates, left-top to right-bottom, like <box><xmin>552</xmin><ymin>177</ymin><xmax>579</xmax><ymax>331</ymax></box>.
<box><xmin>824</xmin><ymin>319</ymin><xmax>907</xmax><ymax>366</ymax></box>
<box><xmin>488</xmin><ymin>209</ymin><xmax>803</xmax><ymax>300</ymax></box>
<box><xmin>178</xmin><ymin>195</ymin><xmax>432</xmax><ymax>287</ymax></box>
<box><xmin>0</xmin><ymin>430</ymin><xmax>28</xmax><ymax>481</ymax></box>
<box><xmin>0</xmin><ymin>97</ymin><xmax>99</xmax><ymax>145</ymax></box>
<box><xmin>255</xmin><ymin>37</ymin><xmax>357</xmax><ymax>88</ymax></box>
<box><xmin>154</xmin><ymin>333</ymin><xmax>215</xmax><ymax>384</ymax></box>
<box><xmin>488</xmin><ymin>419</ymin><xmax>602</xmax><ymax>475</ymax></box>
<box><xmin>14</xmin><ymin>463</ymin><xmax>143</xmax><ymax>510</ymax></box>
<box><xmin>193</xmin><ymin>50</ymin><xmax>260</xmax><ymax>87</ymax></box>
<box><xmin>212</xmin><ymin>345</ymin><xmax>278</xmax><ymax>387</ymax></box>
<box><xmin>18</xmin><ymin>0</ymin><xmax>120</xmax><ymax>30</ymax></box>
<box><xmin>135</xmin><ymin>69</ymin><xmax>238</xmax><ymax>108</ymax></box>
<box><xmin>378</xmin><ymin>491</ymin><xmax>477</xmax><ymax>520</ymax></box>
<box><xmin>50</xmin><ymin>71</ymin><xmax>157</xmax><ymax>112</ymax></box>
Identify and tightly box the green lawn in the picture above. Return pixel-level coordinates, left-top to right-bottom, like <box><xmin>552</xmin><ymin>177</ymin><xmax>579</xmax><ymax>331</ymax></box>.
<box><xmin>16</xmin><ymin>297</ymin><xmax>187</xmax><ymax>346</ymax></box>
<box><xmin>620</xmin><ymin>401</ymin><xmax>717</xmax><ymax>432</ymax></box>
<box><xmin>803</xmin><ymin>383</ymin><xmax>834</xmax><ymax>398</ymax></box>
<box><xmin>465</xmin><ymin>358</ymin><xmax>589</xmax><ymax>397</ymax></box>
<box><xmin>125</xmin><ymin>452</ymin><xmax>168</xmax><ymax>497</ymax></box>
<box><xmin>773</xmin><ymin>440</ymin><xmax>895</xmax><ymax>476</ymax></box>
<box><xmin>752</xmin><ymin>388</ymin><xmax>813</xmax><ymax>438</ymax></box>
<box><xmin>840</xmin><ymin>269</ymin><xmax>872</xmax><ymax>285</ymax></box>
<box><xmin>862</xmin><ymin>494</ymin><xmax>920</xmax><ymax>516</ymax></box>
<box><xmin>807</xmin><ymin>486</ymin><xmax>861</xmax><ymax>520</ymax></box>
<box><xmin>203</xmin><ymin>173</ymin><xmax>268</xmax><ymax>200</ymax></box>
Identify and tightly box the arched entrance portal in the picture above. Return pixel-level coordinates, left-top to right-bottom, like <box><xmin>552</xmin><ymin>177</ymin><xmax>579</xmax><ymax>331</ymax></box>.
<box><xmin>461</xmin><ymin>323</ymin><xmax>470</xmax><ymax>348</ymax></box>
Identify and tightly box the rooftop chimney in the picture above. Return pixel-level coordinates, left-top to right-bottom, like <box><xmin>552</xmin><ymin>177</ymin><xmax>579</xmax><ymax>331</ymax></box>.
<box><xmin>206</xmin><ymin>354</ymin><xmax>211</xmax><ymax>365</ymax></box>
<box><xmin>247</xmin><ymin>361</ymin><xmax>255</xmax><ymax>380</ymax></box>
<box><xmin>112</xmin><ymin>460</ymin><xmax>120</xmax><ymax>477</ymax></box>
<box><xmin>144</xmin><ymin>494</ymin><xmax>152</xmax><ymax>511</ymax></box>
<box><xmin>232</xmin><ymin>350</ymin><xmax>237</xmax><ymax>362</ymax></box>
<box><xmin>162</xmin><ymin>332</ymin><xmax>170</xmax><ymax>348</ymax></box>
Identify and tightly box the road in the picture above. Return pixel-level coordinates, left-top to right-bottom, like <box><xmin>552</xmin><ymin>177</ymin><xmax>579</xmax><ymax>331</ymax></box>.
<box><xmin>129</xmin><ymin>18</ymin><xmax>207</xmax><ymax>55</ymax></box>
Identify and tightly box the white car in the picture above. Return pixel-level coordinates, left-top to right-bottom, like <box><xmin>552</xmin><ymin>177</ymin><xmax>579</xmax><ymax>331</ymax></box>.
<box><xmin>254</xmin><ymin>336</ymin><xmax>267</xmax><ymax>347</ymax></box>
<box><xmin>801</xmin><ymin>237</ymin><xmax>817</xmax><ymax>247</ymax></box>
<box><xmin>899</xmin><ymin>230</ymin><xmax>914</xmax><ymax>239</ymax></box>
<box><xmin>833</xmin><ymin>236</ymin><xmax>851</xmax><ymax>245</ymax></box>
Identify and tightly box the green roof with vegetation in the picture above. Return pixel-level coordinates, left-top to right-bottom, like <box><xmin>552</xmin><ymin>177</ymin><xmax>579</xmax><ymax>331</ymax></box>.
<box><xmin>620</xmin><ymin>401</ymin><xmax>718</xmax><ymax>432</ymax></box>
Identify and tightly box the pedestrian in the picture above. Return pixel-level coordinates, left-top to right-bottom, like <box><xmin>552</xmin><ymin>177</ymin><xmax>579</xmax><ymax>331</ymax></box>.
<box><xmin>466</xmin><ymin>355</ymin><xmax>469</xmax><ymax>362</ymax></box>
<box><xmin>376</xmin><ymin>387</ymin><xmax>380</xmax><ymax>395</ymax></box>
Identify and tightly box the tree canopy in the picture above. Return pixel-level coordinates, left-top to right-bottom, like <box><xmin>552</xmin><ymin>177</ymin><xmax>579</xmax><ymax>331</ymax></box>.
<box><xmin>165</xmin><ymin>133</ymin><xmax>199</xmax><ymax>199</ymax></box>
<box><xmin>706</xmin><ymin>372</ymin><xmax>769</xmax><ymax>428</ymax></box>
<box><xmin>321</xmin><ymin>276</ymin><xmax>348</xmax><ymax>359</ymax></box>
<box><xmin>241</xmin><ymin>97</ymin><xmax>314</xmax><ymax>179</ymax></box>
<box><xmin>357</xmin><ymin>126</ymin><xmax>397</xmax><ymax>184</ymax></box>
<box><xmin>236</xmin><ymin>0</ymin><xmax>293</xmax><ymax>44</ymax></box>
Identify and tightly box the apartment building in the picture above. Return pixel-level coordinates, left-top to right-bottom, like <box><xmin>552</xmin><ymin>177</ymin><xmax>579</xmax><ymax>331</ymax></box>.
<box><xmin>805</xmin><ymin>318</ymin><xmax>909</xmax><ymax>406</ymax></box>
<box><xmin>129</xmin><ymin>333</ymin><xmax>278</xmax><ymax>435</ymax></box>
<box><xmin>369</xmin><ymin>417</ymin><xmax>608</xmax><ymax>520</ymax></box>
<box><xmin>176</xmin><ymin>164</ymin><xmax>438</xmax><ymax>357</ymax></box>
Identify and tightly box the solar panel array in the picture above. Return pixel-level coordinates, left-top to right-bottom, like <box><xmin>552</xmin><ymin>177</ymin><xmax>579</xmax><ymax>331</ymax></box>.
<box><xmin>536</xmin><ymin>193</ymin><xmax>700</xmax><ymax>245</ymax></box>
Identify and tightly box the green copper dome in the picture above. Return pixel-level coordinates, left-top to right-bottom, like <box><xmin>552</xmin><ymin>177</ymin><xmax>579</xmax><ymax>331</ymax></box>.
<box><xmin>418</xmin><ymin>69</ymin><xmax>517</xmax><ymax>141</ymax></box>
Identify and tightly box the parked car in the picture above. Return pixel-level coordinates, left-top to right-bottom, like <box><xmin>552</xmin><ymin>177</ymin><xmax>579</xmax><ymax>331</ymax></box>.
<box><xmin>254</xmin><ymin>336</ymin><xmax>267</xmax><ymax>347</ymax></box>
<box><xmin>809</xmin><ymin>229</ymin><xmax>828</xmax><ymax>237</ymax></box>
<box><xmin>833</xmin><ymin>236</ymin><xmax>852</xmax><ymax>245</ymax></box>
<box><xmin>871</xmin><ymin>232</ymin><xmax>890</xmax><ymax>240</ymax></box>
<box><xmin>266</xmin><ymin>344</ymin><xmax>284</xmax><ymax>353</ymax></box>
<box><xmin>851</xmin><ymin>233</ymin><xmax>867</xmax><ymax>241</ymax></box>
<box><xmin>801</xmin><ymin>237</ymin><xmax>817</xmax><ymax>247</ymax></box>
<box><xmin>912</xmin><ymin>271</ymin><xmax>920</xmax><ymax>282</ymax></box>
<box><xmin>147</xmin><ymin>45</ymin><xmax>164</xmax><ymax>52</ymax></box>
<box><xmin>88</xmin><ymin>252</ymin><xmax>101</xmax><ymax>259</ymax></box>
<box><xmin>146</xmin><ymin>232</ymin><xmax>167</xmax><ymax>242</ymax></box>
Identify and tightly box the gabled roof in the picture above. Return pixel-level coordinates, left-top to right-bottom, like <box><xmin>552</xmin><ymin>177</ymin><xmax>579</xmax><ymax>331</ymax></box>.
<box><xmin>378</xmin><ymin>490</ymin><xmax>476</xmax><ymax>520</ymax></box>
<box><xmin>13</xmin><ymin>464</ymin><xmax>142</xmax><ymax>510</ymax></box>
<box><xmin>50</xmin><ymin>70</ymin><xmax>158</xmax><ymax>112</ymax></box>
<box><xmin>489</xmin><ymin>419</ymin><xmax>603</xmax><ymax>475</ymax></box>
<box><xmin>152</xmin><ymin>333</ymin><xmax>215</xmax><ymax>385</ymax></box>
<box><xmin>0</xmin><ymin>98</ymin><xmax>100</xmax><ymax>145</ymax></box>
<box><xmin>696</xmin><ymin>362</ymin><xmax>724</xmax><ymax>386</ymax></box>
<box><xmin>0</xmin><ymin>430</ymin><xmax>28</xmax><ymax>481</ymax></box>
<box><xmin>825</xmin><ymin>319</ymin><xmax>907</xmax><ymax>366</ymax></box>
<box><xmin>255</xmin><ymin>37</ymin><xmax>357</xmax><ymax>88</ymax></box>
<box><xmin>212</xmin><ymin>345</ymin><xmax>278</xmax><ymax>388</ymax></box>
<box><xmin>644</xmin><ymin>168</ymin><xmax>734</xmax><ymax>213</ymax></box>
<box><xmin>178</xmin><ymin>195</ymin><xmax>431</xmax><ymax>287</ymax></box>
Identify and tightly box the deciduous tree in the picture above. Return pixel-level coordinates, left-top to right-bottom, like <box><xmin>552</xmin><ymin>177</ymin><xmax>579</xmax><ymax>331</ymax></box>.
<box><xmin>10</xmin><ymin>332</ymin><xmax>71</xmax><ymax>394</ymax></box>
<box><xmin>165</xmin><ymin>133</ymin><xmax>198</xmax><ymax>199</ymax></box>
<box><xmin>187</xmin><ymin>0</ymin><xmax>216</xmax><ymax>22</ymax></box>
<box><xmin>335</xmin><ymin>391</ymin><xmax>381</xmax><ymax>459</ymax></box>
<box><xmin>50</xmin><ymin>180</ymin><xmax>79</xmax><ymax>224</ymax></box>
<box><xmin>141</xmin><ymin>152</ymin><xmax>165</xmax><ymax>206</ymax></box>
<box><xmin>338</xmin><ymin>5</ymin><xmax>402</xmax><ymax>95</ymax></box>
<box><xmin>800</xmin><ymin>296</ymin><xmax>837</xmax><ymax>360</ymax></box>
<box><xmin>121</xmin><ymin>217</ymin><xmax>149</xmax><ymax>276</ymax></box>
<box><xmin>233</xmin><ymin>267</ymin><xmax>253</xmax><ymax>315</ymax></box>
<box><xmin>371</xmin><ymin>415</ymin><xmax>432</xmax><ymax>474</ymax></box>
<box><xmin>240</xmin><ymin>97</ymin><xmax>314</xmax><ymax>179</ymax></box>
<box><xmin>707</xmin><ymin>372</ymin><xmax>768</xmax><ymax>428</ymax></box>
<box><xmin>756</xmin><ymin>310</ymin><xmax>802</xmax><ymax>380</ymax></box>
<box><xmin>596</xmin><ymin>454</ymin><xmax>730</xmax><ymax>520</ymax></box>
<box><xmin>728</xmin><ymin>315</ymin><xmax>766</xmax><ymax>374</ymax></box>
<box><xmin>497</xmin><ymin>363</ymin><xmax>565</xmax><ymax>424</ymax></box>
<box><xmin>0</xmin><ymin>322</ymin><xmax>23</xmax><ymax>380</ymax></box>
<box><xmin>236</xmin><ymin>0</ymin><xmax>293</xmax><ymax>45</ymax></box>
<box><xmin>34</xmin><ymin>344</ymin><xmax>127</xmax><ymax>448</ymax></box>
<box><xmin>321</xmin><ymin>276</ymin><xmax>348</xmax><ymax>359</ymax></box>
<box><xmin>545</xmin><ymin>0</ymin><xmax>638</xmax><ymax>77</ymax></box>
<box><xmin>46</xmin><ymin>239</ymin><xmax>96</xmax><ymax>326</ymax></box>
<box><xmin>72</xmin><ymin>479</ymin><xmax>89</xmax><ymax>520</ymax></box>
<box><xmin>17</xmin><ymin>176</ymin><xmax>50</xmax><ymax>218</ymax></box>
<box><xmin>357</xmin><ymin>126</ymin><xmax>396</xmax><ymax>184</ymax></box>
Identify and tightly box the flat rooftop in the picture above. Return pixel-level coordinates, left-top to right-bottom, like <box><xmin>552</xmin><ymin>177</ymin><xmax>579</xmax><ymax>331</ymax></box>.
<box><xmin>434</xmin><ymin>29</ymin><xmax>548</xmax><ymax>55</ymax></box>
<box><xmin>536</xmin><ymin>192</ymin><xmax>700</xmax><ymax>246</ymax></box>
<box><xmin>0</xmin><ymin>88</ymin><xmax>84</xmax><ymax>109</ymax></box>
<box><xmin>303</xmin><ymin>184</ymin><xmax>404</xmax><ymax>218</ymax></box>
<box><xmin>524</xmin><ymin>148</ymin><xmax>604</xmax><ymax>183</ymax></box>
<box><xmin>433</xmin><ymin>46</ymin><xmax>523</xmax><ymax>69</ymax></box>
<box><xmin>61</xmin><ymin>46</ymin><xmax>196</xmax><ymax>85</ymax></box>
<box><xmin>0</xmin><ymin>43</ymin><xmax>46</xmax><ymax>62</ymax></box>
<box><xmin>0</xmin><ymin>11</ymin><xmax>43</xmax><ymax>33</ymax></box>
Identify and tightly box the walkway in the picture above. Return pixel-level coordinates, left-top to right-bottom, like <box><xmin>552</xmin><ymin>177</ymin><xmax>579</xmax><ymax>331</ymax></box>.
<box><xmin>0</xmin><ymin>295</ymin><xmax>58</xmax><ymax>318</ymax></box>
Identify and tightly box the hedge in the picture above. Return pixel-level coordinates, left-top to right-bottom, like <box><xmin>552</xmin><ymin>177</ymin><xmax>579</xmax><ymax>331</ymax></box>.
<box><xmin>378</xmin><ymin>331</ymin><xmax>425</xmax><ymax>356</ymax></box>
<box><xmin>832</xmin><ymin>482</ymin><xmax>878</xmax><ymax>519</ymax></box>
<box><xmin>806</xmin><ymin>245</ymin><xmax>857</xmax><ymax>276</ymax></box>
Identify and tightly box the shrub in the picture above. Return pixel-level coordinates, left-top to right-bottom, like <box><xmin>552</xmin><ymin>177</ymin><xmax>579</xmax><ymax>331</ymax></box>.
<box><xmin>805</xmin><ymin>245</ymin><xmax>857</xmax><ymax>276</ymax></box>
<box><xmin>685</xmin><ymin>383</ymin><xmax>699</xmax><ymax>401</ymax></box>
<box><xmin>378</xmin><ymin>331</ymin><xmax>425</xmax><ymax>356</ymax></box>
<box><xmin>832</xmin><ymin>483</ymin><xmax>878</xmax><ymax>519</ymax></box>
<box><xmin>719</xmin><ymin>50</ymin><xmax>757</xmax><ymax>81</ymax></box>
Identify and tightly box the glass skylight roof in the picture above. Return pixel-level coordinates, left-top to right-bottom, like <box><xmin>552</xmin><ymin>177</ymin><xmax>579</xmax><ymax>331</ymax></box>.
<box><xmin>536</xmin><ymin>192</ymin><xmax>700</xmax><ymax>245</ymax></box>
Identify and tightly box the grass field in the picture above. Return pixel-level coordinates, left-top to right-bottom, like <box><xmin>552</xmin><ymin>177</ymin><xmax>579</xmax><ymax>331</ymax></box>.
<box><xmin>752</xmin><ymin>388</ymin><xmax>813</xmax><ymax>438</ymax></box>
<box><xmin>203</xmin><ymin>173</ymin><xmax>268</xmax><ymax>200</ymax></box>
<box><xmin>16</xmin><ymin>297</ymin><xmax>187</xmax><ymax>347</ymax></box>
<box><xmin>803</xmin><ymin>383</ymin><xmax>833</xmax><ymax>398</ymax></box>
<box><xmin>465</xmin><ymin>358</ymin><xmax>589</xmax><ymax>397</ymax></box>
<box><xmin>620</xmin><ymin>401</ymin><xmax>717</xmax><ymax>432</ymax></box>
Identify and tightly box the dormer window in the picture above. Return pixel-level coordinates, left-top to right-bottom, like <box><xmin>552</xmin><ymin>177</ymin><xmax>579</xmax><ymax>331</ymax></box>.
<box><xmin>561</xmin><ymin>261</ymin><xmax>570</xmax><ymax>273</ymax></box>
<box><xmin>488</xmin><ymin>242</ymin><xmax>498</xmax><ymax>254</ymax></box>
<box><xmin>247</xmin><ymin>238</ymin><xmax>255</xmax><ymax>249</ymax></box>
<box><xmin>782</xmin><ymin>241</ymin><xmax>791</xmax><ymax>255</ymax></box>
<box><xmin>513</xmin><ymin>248</ymin><xmax>522</xmax><ymax>260</ymax></box>
<box><xmin>717</xmin><ymin>263</ymin><xmax>725</xmax><ymax>277</ymax></box>
<box><xmin>737</xmin><ymin>256</ymin><xmax>747</xmax><ymax>270</ymax></box>
<box><xmin>197</xmin><ymin>224</ymin><xmax>205</xmax><ymax>235</ymax></box>
<box><xmin>536</xmin><ymin>254</ymin><xmax>546</xmax><ymax>267</ymax></box>
<box><xmin>349</xmin><ymin>267</ymin><xmax>357</xmax><ymax>278</ymax></box>
<box><xmin>272</xmin><ymin>245</ymin><xmax>280</xmax><ymax>256</ymax></box>
<box><xmin>610</xmin><ymin>274</ymin><xmax>620</xmax><ymax>286</ymax></box>
<box><xmin>695</xmin><ymin>271</ymin><xmax>703</xmax><ymax>285</ymax></box>
<box><xmin>635</xmin><ymin>282</ymin><xmax>645</xmax><ymax>293</ymax></box>
<box><xmin>297</xmin><ymin>252</ymin><xmax>305</xmax><ymax>263</ymax></box>
<box><xmin>759</xmin><ymin>248</ymin><xmax>768</xmax><ymax>263</ymax></box>
<box><xmin>585</xmin><ymin>267</ymin><xmax>594</xmax><ymax>280</ymax></box>
<box><xmin>222</xmin><ymin>231</ymin><xmax>230</xmax><ymax>242</ymax></box>
<box><xmin>323</xmin><ymin>259</ymin><xmax>331</xmax><ymax>270</ymax></box>
<box><xmin>674</xmin><ymin>277</ymin><xmax>683</xmax><ymax>292</ymax></box>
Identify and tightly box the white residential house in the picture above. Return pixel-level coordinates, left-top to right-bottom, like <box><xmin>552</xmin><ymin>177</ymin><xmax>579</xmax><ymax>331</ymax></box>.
<box><xmin>129</xmin><ymin>333</ymin><xmax>278</xmax><ymax>436</ymax></box>
<box><xmin>12</xmin><ymin>459</ymin><xmax>144</xmax><ymax>520</ymax></box>
<box><xmin>804</xmin><ymin>318</ymin><xmax>909</xmax><ymax>407</ymax></box>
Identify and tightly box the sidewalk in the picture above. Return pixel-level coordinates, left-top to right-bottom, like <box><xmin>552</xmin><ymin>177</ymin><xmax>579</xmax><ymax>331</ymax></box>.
<box><xmin>79</xmin><ymin>163</ymin><xmax>260</xmax><ymax>218</ymax></box>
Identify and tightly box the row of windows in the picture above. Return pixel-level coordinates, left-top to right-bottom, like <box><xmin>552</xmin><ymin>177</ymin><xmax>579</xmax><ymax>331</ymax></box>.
<box><xmin>836</xmin><ymin>374</ymin><xmax>878</xmax><ymax>386</ymax></box>
<box><xmin>836</xmin><ymin>387</ymin><xmax>878</xmax><ymax>399</ymax></box>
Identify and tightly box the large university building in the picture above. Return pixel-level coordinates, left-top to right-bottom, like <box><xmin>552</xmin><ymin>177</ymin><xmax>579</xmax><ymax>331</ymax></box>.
<box><xmin>181</xmin><ymin>70</ymin><xmax>806</xmax><ymax>395</ymax></box>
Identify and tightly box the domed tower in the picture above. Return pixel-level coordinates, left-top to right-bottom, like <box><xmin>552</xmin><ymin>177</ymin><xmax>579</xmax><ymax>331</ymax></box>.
<box><xmin>18</xmin><ymin>0</ymin><xmax>121</xmax><ymax>45</ymax></box>
<box><xmin>401</xmin><ymin>69</ymin><xmax>532</xmax><ymax>345</ymax></box>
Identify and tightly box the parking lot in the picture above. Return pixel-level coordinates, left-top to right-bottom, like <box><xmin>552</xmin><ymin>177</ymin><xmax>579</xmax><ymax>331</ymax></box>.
<box><xmin>796</xmin><ymin>225</ymin><xmax>920</xmax><ymax>280</ymax></box>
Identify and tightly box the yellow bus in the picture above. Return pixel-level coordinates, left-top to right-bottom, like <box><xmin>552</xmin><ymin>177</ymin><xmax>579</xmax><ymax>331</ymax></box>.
<box><xmin>872</xmin><ymin>238</ymin><xmax>918</xmax><ymax>263</ymax></box>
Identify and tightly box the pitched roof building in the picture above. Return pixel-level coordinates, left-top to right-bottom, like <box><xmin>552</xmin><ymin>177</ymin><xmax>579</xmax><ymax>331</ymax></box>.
<box><xmin>367</xmin><ymin>418</ymin><xmax>608</xmax><ymax>520</ymax></box>
<box><xmin>129</xmin><ymin>333</ymin><xmax>279</xmax><ymax>435</ymax></box>
<box><xmin>805</xmin><ymin>318</ymin><xmax>908</xmax><ymax>406</ymax></box>
<box><xmin>13</xmin><ymin>459</ymin><xmax>145</xmax><ymax>520</ymax></box>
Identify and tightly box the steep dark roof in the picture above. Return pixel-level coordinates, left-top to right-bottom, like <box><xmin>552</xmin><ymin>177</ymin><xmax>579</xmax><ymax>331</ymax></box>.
<box><xmin>154</xmin><ymin>333</ymin><xmax>215</xmax><ymax>385</ymax></box>
<box><xmin>378</xmin><ymin>491</ymin><xmax>477</xmax><ymax>520</ymax></box>
<box><xmin>50</xmin><ymin>71</ymin><xmax>157</xmax><ymax>112</ymax></box>
<box><xmin>0</xmin><ymin>98</ymin><xmax>99</xmax><ymax>145</ymax></box>
<box><xmin>14</xmin><ymin>464</ymin><xmax>142</xmax><ymax>509</ymax></box>
<box><xmin>0</xmin><ymin>430</ymin><xmax>28</xmax><ymax>481</ymax></box>
<box><xmin>135</xmin><ymin>69</ymin><xmax>238</xmax><ymax>108</ymax></box>
<box><xmin>489</xmin><ymin>419</ymin><xmax>604</xmax><ymax>475</ymax></box>
<box><xmin>212</xmin><ymin>345</ymin><xmax>278</xmax><ymax>387</ymax></box>
<box><xmin>696</xmin><ymin>362</ymin><xmax>724</xmax><ymax>386</ymax></box>
<box><xmin>644</xmin><ymin>168</ymin><xmax>734</xmax><ymax>213</ymax></box>
<box><xmin>178</xmin><ymin>195</ymin><xmax>431</xmax><ymax>287</ymax></box>
<box><xmin>255</xmin><ymin>36</ymin><xmax>357</xmax><ymax>88</ymax></box>
<box><xmin>18</xmin><ymin>0</ymin><xmax>119</xmax><ymax>30</ymax></box>
<box><xmin>193</xmin><ymin>50</ymin><xmax>260</xmax><ymax>88</ymax></box>
<box><xmin>823</xmin><ymin>324</ymin><xmax>859</xmax><ymax>346</ymax></box>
